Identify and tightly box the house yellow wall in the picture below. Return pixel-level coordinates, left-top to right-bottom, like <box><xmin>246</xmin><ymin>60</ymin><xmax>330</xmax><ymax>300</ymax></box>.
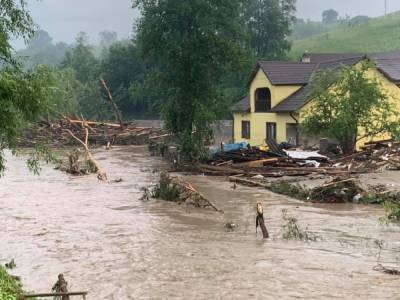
<box><xmin>249</xmin><ymin>69</ymin><xmax>301</xmax><ymax>112</ymax></box>
<box><xmin>298</xmin><ymin>63</ymin><xmax>400</xmax><ymax>149</ymax></box>
<box><xmin>233</xmin><ymin>69</ymin><xmax>302</xmax><ymax>145</ymax></box>
<box><xmin>233</xmin><ymin>112</ymin><xmax>297</xmax><ymax>146</ymax></box>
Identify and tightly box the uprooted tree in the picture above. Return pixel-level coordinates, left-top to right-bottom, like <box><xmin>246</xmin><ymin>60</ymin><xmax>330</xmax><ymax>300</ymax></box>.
<box><xmin>301</xmin><ymin>62</ymin><xmax>400</xmax><ymax>154</ymax></box>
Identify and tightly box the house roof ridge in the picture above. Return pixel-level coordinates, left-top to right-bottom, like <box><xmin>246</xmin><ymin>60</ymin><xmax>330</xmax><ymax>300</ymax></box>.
<box><xmin>315</xmin><ymin>55</ymin><xmax>366</xmax><ymax>64</ymax></box>
<box><xmin>257</xmin><ymin>60</ymin><xmax>316</xmax><ymax>65</ymax></box>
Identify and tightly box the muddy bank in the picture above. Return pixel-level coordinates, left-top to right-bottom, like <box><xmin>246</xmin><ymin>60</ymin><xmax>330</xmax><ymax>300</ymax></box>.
<box><xmin>0</xmin><ymin>147</ymin><xmax>399</xmax><ymax>299</ymax></box>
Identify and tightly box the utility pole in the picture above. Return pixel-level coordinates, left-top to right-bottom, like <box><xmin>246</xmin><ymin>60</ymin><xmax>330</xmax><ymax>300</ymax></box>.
<box><xmin>385</xmin><ymin>0</ymin><xmax>388</xmax><ymax>16</ymax></box>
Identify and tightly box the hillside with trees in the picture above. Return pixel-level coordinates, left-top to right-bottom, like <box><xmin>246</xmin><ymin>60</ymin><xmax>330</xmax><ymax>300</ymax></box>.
<box><xmin>290</xmin><ymin>10</ymin><xmax>400</xmax><ymax>59</ymax></box>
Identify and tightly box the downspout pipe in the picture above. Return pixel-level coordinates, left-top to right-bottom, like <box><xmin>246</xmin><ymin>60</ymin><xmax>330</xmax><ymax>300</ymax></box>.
<box><xmin>290</xmin><ymin>112</ymin><xmax>299</xmax><ymax>146</ymax></box>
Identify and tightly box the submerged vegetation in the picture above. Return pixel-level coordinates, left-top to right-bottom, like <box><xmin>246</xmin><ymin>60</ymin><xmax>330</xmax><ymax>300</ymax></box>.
<box><xmin>281</xmin><ymin>209</ymin><xmax>318</xmax><ymax>241</ymax></box>
<box><xmin>151</xmin><ymin>172</ymin><xmax>181</xmax><ymax>202</ymax></box>
<box><xmin>269</xmin><ymin>180</ymin><xmax>400</xmax><ymax>225</ymax></box>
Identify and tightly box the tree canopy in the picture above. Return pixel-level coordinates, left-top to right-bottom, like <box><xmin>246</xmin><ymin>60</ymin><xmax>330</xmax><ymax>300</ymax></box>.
<box><xmin>134</xmin><ymin>0</ymin><xmax>246</xmax><ymax>159</ymax></box>
<box><xmin>242</xmin><ymin>0</ymin><xmax>296</xmax><ymax>59</ymax></box>
<box><xmin>0</xmin><ymin>0</ymin><xmax>59</xmax><ymax>174</ymax></box>
<box><xmin>322</xmin><ymin>9</ymin><xmax>339</xmax><ymax>24</ymax></box>
<box><xmin>301</xmin><ymin>62</ymin><xmax>400</xmax><ymax>153</ymax></box>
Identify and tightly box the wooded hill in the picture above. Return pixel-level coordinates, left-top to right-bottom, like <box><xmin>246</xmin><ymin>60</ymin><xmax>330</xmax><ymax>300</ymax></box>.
<box><xmin>290</xmin><ymin>11</ymin><xmax>400</xmax><ymax>59</ymax></box>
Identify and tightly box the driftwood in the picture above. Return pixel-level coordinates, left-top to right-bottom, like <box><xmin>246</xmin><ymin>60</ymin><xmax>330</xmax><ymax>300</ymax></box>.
<box><xmin>321</xmin><ymin>178</ymin><xmax>356</xmax><ymax>188</ymax></box>
<box><xmin>65</xmin><ymin>128</ymin><xmax>107</xmax><ymax>181</ymax></box>
<box><xmin>235</xmin><ymin>158</ymin><xmax>279</xmax><ymax>168</ymax></box>
<box><xmin>21</xmin><ymin>292</ymin><xmax>88</xmax><ymax>299</ymax></box>
<box><xmin>100</xmin><ymin>78</ymin><xmax>124</xmax><ymax>130</ymax></box>
<box><xmin>229</xmin><ymin>176</ymin><xmax>271</xmax><ymax>189</ymax></box>
<box><xmin>256</xmin><ymin>203</ymin><xmax>269</xmax><ymax>239</ymax></box>
<box><xmin>174</xmin><ymin>178</ymin><xmax>223</xmax><ymax>213</ymax></box>
<box><xmin>373</xmin><ymin>264</ymin><xmax>400</xmax><ymax>276</ymax></box>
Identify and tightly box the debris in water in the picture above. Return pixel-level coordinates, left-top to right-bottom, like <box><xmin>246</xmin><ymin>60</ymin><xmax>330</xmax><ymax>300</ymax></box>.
<box><xmin>225</xmin><ymin>222</ymin><xmax>238</xmax><ymax>232</ymax></box>
<box><xmin>256</xmin><ymin>202</ymin><xmax>269</xmax><ymax>239</ymax></box>
<box><xmin>5</xmin><ymin>259</ymin><xmax>16</xmax><ymax>270</ymax></box>
<box><xmin>151</xmin><ymin>172</ymin><xmax>223</xmax><ymax>212</ymax></box>
<box><xmin>52</xmin><ymin>273</ymin><xmax>70</xmax><ymax>300</ymax></box>
<box><xmin>281</xmin><ymin>209</ymin><xmax>317</xmax><ymax>241</ymax></box>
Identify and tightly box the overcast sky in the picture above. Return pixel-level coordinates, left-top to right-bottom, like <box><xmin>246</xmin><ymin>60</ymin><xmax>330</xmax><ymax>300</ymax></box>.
<box><xmin>13</xmin><ymin>0</ymin><xmax>400</xmax><ymax>49</ymax></box>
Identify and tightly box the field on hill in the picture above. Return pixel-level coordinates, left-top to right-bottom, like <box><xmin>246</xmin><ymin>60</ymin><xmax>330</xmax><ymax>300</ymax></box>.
<box><xmin>290</xmin><ymin>11</ymin><xmax>400</xmax><ymax>59</ymax></box>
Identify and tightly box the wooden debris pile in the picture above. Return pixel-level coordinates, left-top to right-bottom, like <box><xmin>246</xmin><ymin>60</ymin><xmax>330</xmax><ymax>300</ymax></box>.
<box><xmin>332</xmin><ymin>139</ymin><xmax>400</xmax><ymax>173</ymax></box>
<box><xmin>204</xmin><ymin>139</ymin><xmax>400</xmax><ymax>179</ymax></box>
<box><xmin>204</xmin><ymin>146</ymin><xmax>349</xmax><ymax>178</ymax></box>
<box><xmin>17</xmin><ymin>117</ymin><xmax>168</xmax><ymax>147</ymax></box>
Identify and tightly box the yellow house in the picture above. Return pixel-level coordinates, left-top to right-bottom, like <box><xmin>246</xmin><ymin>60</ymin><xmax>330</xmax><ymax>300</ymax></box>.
<box><xmin>232</xmin><ymin>50</ymin><xmax>400</xmax><ymax>148</ymax></box>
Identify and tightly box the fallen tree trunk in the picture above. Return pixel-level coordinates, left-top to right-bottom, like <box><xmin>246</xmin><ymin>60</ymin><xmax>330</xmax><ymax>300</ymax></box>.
<box><xmin>100</xmin><ymin>78</ymin><xmax>124</xmax><ymax>130</ymax></box>
<box><xmin>65</xmin><ymin>128</ymin><xmax>107</xmax><ymax>181</ymax></box>
<box><xmin>174</xmin><ymin>178</ymin><xmax>223</xmax><ymax>213</ymax></box>
<box><xmin>229</xmin><ymin>176</ymin><xmax>271</xmax><ymax>189</ymax></box>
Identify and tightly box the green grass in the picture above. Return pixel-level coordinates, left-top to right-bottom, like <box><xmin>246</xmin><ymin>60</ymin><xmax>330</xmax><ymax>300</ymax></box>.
<box><xmin>290</xmin><ymin>11</ymin><xmax>400</xmax><ymax>59</ymax></box>
<box><xmin>0</xmin><ymin>266</ymin><xmax>23</xmax><ymax>300</ymax></box>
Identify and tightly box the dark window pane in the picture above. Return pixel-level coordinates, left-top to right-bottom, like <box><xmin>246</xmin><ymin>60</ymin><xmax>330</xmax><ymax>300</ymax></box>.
<box><xmin>255</xmin><ymin>88</ymin><xmax>271</xmax><ymax>112</ymax></box>
<box><xmin>242</xmin><ymin>121</ymin><xmax>250</xmax><ymax>139</ymax></box>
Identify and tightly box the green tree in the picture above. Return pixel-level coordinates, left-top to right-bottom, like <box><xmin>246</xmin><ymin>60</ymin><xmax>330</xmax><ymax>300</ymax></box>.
<box><xmin>301</xmin><ymin>62</ymin><xmax>400</xmax><ymax>154</ymax></box>
<box><xmin>62</xmin><ymin>32</ymin><xmax>100</xmax><ymax>83</ymax></box>
<box><xmin>99</xmin><ymin>30</ymin><xmax>118</xmax><ymax>48</ymax></box>
<box><xmin>100</xmin><ymin>41</ymin><xmax>149</xmax><ymax>118</ymax></box>
<box><xmin>322</xmin><ymin>9</ymin><xmax>339</xmax><ymax>24</ymax></box>
<box><xmin>134</xmin><ymin>0</ymin><xmax>246</xmax><ymax>159</ymax></box>
<box><xmin>0</xmin><ymin>0</ymin><xmax>57</xmax><ymax>174</ymax></box>
<box><xmin>18</xmin><ymin>30</ymin><xmax>70</xmax><ymax>69</ymax></box>
<box><xmin>242</xmin><ymin>0</ymin><xmax>296</xmax><ymax>59</ymax></box>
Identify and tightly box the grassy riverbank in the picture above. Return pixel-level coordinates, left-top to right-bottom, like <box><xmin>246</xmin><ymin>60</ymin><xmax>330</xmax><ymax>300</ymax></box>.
<box><xmin>0</xmin><ymin>266</ymin><xmax>23</xmax><ymax>300</ymax></box>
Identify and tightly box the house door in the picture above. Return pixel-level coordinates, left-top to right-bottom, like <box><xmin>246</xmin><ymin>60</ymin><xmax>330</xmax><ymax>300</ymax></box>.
<box><xmin>266</xmin><ymin>122</ymin><xmax>277</xmax><ymax>141</ymax></box>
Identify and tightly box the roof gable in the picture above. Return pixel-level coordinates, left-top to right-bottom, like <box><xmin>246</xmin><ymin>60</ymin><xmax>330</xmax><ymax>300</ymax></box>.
<box><xmin>271</xmin><ymin>56</ymin><xmax>365</xmax><ymax>113</ymax></box>
<box><xmin>256</xmin><ymin>61</ymin><xmax>317</xmax><ymax>85</ymax></box>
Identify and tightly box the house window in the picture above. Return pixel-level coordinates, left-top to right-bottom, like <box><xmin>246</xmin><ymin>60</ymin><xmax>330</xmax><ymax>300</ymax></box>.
<box><xmin>266</xmin><ymin>122</ymin><xmax>277</xmax><ymax>141</ymax></box>
<box><xmin>242</xmin><ymin>121</ymin><xmax>250</xmax><ymax>139</ymax></box>
<box><xmin>255</xmin><ymin>88</ymin><xmax>271</xmax><ymax>112</ymax></box>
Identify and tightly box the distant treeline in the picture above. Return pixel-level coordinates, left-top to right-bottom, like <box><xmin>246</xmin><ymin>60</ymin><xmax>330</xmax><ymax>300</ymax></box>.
<box><xmin>291</xmin><ymin>8</ymin><xmax>371</xmax><ymax>41</ymax></box>
<box><xmin>17</xmin><ymin>0</ymin><xmax>300</xmax><ymax>121</ymax></box>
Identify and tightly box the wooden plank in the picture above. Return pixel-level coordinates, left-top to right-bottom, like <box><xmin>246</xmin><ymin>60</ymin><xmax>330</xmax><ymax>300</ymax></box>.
<box><xmin>235</xmin><ymin>158</ymin><xmax>278</xmax><ymax>168</ymax></box>
<box><xmin>21</xmin><ymin>291</ymin><xmax>88</xmax><ymax>298</ymax></box>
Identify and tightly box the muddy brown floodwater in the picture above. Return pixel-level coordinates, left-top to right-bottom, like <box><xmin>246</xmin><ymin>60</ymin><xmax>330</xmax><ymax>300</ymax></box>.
<box><xmin>1</xmin><ymin>146</ymin><xmax>399</xmax><ymax>299</ymax></box>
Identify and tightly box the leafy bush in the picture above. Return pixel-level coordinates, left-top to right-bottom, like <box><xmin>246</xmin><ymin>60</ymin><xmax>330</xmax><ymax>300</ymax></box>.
<box><xmin>151</xmin><ymin>172</ymin><xmax>181</xmax><ymax>201</ymax></box>
<box><xmin>0</xmin><ymin>266</ymin><xmax>22</xmax><ymax>300</ymax></box>
<box><xmin>270</xmin><ymin>181</ymin><xmax>309</xmax><ymax>200</ymax></box>
<box><xmin>381</xmin><ymin>201</ymin><xmax>400</xmax><ymax>224</ymax></box>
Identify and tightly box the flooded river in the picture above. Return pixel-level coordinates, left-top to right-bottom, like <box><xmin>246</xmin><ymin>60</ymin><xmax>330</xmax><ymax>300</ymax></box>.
<box><xmin>0</xmin><ymin>146</ymin><xmax>399</xmax><ymax>299</ymax></box>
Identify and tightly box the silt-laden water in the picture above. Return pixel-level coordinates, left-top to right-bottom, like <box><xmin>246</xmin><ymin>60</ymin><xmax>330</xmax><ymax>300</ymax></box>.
<box><xmin>0</xmin><ymin>146</ymin><xmax>399</xmax><ymax>299</ymax></box>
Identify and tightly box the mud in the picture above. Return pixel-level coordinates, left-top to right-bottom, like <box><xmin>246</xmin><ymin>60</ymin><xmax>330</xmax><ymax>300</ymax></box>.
<box><xmin>0</xmin><ymin>146</ymin><xmax>399</xmax><ymax>299</ymax></box>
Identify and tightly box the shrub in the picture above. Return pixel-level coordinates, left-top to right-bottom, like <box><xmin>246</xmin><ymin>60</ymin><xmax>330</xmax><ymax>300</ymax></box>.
<box><xmin>0</xmin><ymin>266</ymin><xmax>22</xmax><ymax>300</ymax></box>
<box><xmin>151</xmin><ymin>172</ymin><xmax>181</xmax><ymax>201</ymax></box>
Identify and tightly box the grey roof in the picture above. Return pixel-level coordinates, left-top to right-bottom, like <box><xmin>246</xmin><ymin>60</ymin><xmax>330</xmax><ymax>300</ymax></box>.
<box><xmin>271</xmin><ymin>56</ymin><xmax>365</xmax><ymax>112</ymax></box>
<box><xmin>231</xmin><ymin>95</ymin><xmax>250</xmax><ymax>112</ymax></box>
<box><xmin>369</xmin><ymin>50</ymin><xmax>400</xmax><ymax>84</ymax></box>
<box><xmin>257</xmin><ymin>61</ymin><xmax>317</xmax><ymax>85</ymax></box>
<box><xmin>232</xmin><ymin>49</ymin><xmax>400</xmax><ymax>113</ymax></box>
<box><xmin>303</xmin><ymin>53</ymin><xmax>364</xmax><ymax>64</ymax></box>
